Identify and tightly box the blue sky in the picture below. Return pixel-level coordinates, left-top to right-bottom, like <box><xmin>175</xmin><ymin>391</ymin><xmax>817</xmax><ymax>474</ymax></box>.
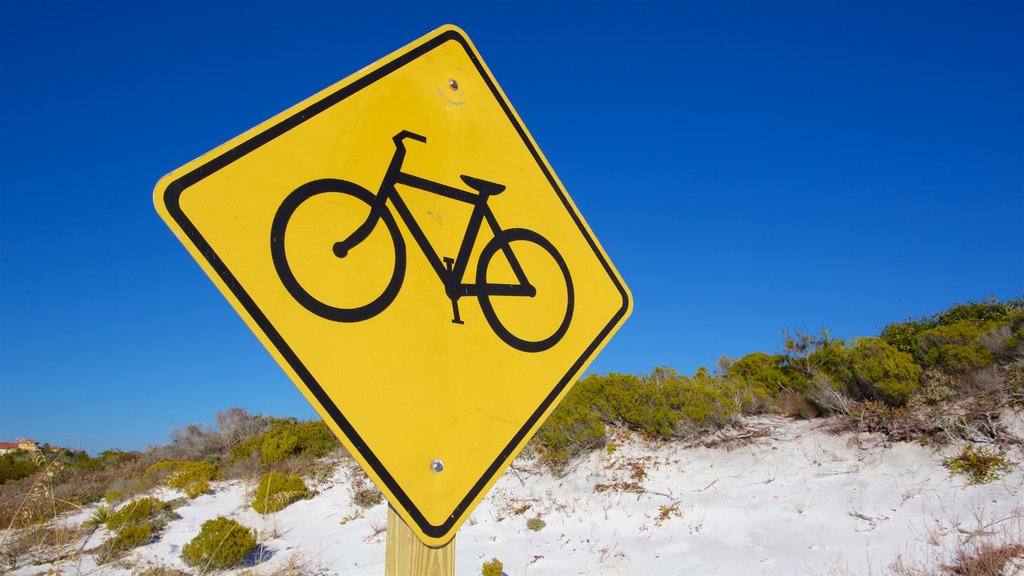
<box><xmin>1</xmin><ymin>1</ymin><xmax>1021</xmax><ymax>454</ymax></box>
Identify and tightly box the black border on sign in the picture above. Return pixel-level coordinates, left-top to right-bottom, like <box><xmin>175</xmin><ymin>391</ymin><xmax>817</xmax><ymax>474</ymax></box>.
<box><xmin>161</xmin><ymin>28</ymin><xmax>630</xmax><ymax>542</ymax></box>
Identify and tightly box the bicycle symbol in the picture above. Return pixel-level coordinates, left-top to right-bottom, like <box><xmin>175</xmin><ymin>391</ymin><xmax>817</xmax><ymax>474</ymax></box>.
<box><xmin>270</xmin><ymin>130</ymin><xmax>574</xmax><ymax>353</ymax></box>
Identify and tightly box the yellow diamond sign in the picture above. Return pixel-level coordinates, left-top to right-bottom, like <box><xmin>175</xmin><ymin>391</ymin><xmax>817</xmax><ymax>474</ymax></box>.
<box><xmin>154</xmin><ymin>25</ymin><xmax>631</xmax><ymax>546</ymax></box>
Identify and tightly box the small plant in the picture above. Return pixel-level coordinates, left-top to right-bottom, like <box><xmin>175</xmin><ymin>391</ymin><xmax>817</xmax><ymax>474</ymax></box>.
<box><xmin>352</xmin><ymin>487</ymin><xmax>383</xmax><ymax>508</ymax></box>
<box><xmin>943</xmin><ymin>444</ymin><xmax>1014</xmax><ymax>484</ymax></box>
<box><xmin>252</xmin><ymin>471</ymin><xmax>308</xmax><ymax>514</ymax></box>
<box><xmin>181</xmin><ymin>516</ymin><xmax>257</xmax><ymax>570</ymax></box>
<box><xmin>526</xmin><ymin>516</ymin><xmax>545</xmax><ymax>532</ymax></box>
<box><xmin>85</xmin><ymin>505</ymin><xmax>111</xmax><ymax>527</ymax></box>
<box><xmin>655</xmin><ymin>503</ymin><xmax>682</xmax><ymax>525</ymax></box>
<box><xmin>349</xmin><ymin>468</ymin><xmax>383</xmax><ymax>508</ymax></box>
<box><xmin>481</xmin><ymin>557</ymin><xmax>504</xmax><ymax>576</ymax></box>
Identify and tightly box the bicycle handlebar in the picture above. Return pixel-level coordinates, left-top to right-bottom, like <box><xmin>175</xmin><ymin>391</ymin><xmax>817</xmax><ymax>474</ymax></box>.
<box><xmin>393</xmin><ymin>130</ymin><xmax>427</xmax><ymax>145</ymax></box>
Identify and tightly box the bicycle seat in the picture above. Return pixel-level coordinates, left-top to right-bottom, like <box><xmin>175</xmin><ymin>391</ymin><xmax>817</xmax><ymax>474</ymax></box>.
<box><xmin>460</xmin><ymin>175</ymin><xmax>506</xmax><ymax>196</ymax></box>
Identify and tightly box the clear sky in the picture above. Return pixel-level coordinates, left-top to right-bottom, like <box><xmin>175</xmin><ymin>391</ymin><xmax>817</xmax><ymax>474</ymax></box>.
<box><xmin>1</xmin><ymin>1</ymin><xmax>1021</xmax><ymax>454</ymax></box>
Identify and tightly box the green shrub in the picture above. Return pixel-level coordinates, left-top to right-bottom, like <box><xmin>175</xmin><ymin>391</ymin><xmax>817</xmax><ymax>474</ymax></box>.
<box><xmin>915</xmin><ymin>321</ymin><xmax>998</xmax><ymax>373</ymax></box>
<box><xmin>0</xmin><ymin>451</ymin><xmax>39</xmax><ymax>484</ymax></box>
<box><xmin>727</xmin><ymin>352</ymin><xmax>807</xmax><ymax>395</ymax></box>
<box><xmin>251</xmin><ymin>471</ymin><xmax>308</xmax><ymax>514</ymax></box>
<box><xmin>260</xmin><ymin>429</ymin><xmax>299</xmax><ymax>466</ymax></box>
<box><xmin>229</xmin><ymin>419</ymin><xmax>340</xmax><ymax>467</ymax></box>
<box><xmin>481</xmin><ymin>557</ymin><xmax>503</xmax><ymax>576</ymax></box>
<box><xmin>526</xmin><ymin>516</ymin><xmax>545</xmax><ymax>531</ymax></box>
<box><xmin>184</xmin><ymin>480</ymin><xmax>210</xmax><ymax>499</ymax></box>
<box><xmin>181</xmin><ymin>516</ymin><xmax>256</xmax><ymax>570</ymax></box>
<box><xmin>106</xmin><ymin>522</ymin><xmax>152</xmax><ymax>552</ymax></box>
<box><xmin>537</xmin><ymin>391</ymin><xmax>607</xmax><ymax>470</ymax></box>
<box><xmin>937</xmin><ymin>299</ymin><xmax>1023</xmax><ymax>326</ymax></box>
<box><xmin>880</xmin><ymin>298</ymin><xmax>1023</xmax><ymax>354</ymax></box>
<box><xmin>676</xmin><ymin>368</ymin><xmax>751</xmax><ymax>430</ymax></box>
<box><xmin>104</xmin><ymin>490</ymin><xmax>125</xmax><ymax>505</ymax></box>
<box><xmin>880</xmin><ymin>316</ymin><xmax>936</xmax><ymax>355</ymax></box>
<box><xmin>847</xmin><ymin>338</ymin><xmax>922</xmax><ymax>406</ymax></box>
<box><xmin>146</xmin><ymin>461</ymin><xmax>218</xmax><ymax>498</ymax></box>
<box><xmin>538</xmin><ymin>367</ymin><xmax>750</xmax><ymax>469</ymax></box>
<box><xmin>106</xmin><ymin>497</ymin><xmax>166</xmax><ymax>531</ymax></box>
<box><xmin>943</xmin><ymin>444</ymin><xmax>1014</xmax><ymax>484</ymax></box>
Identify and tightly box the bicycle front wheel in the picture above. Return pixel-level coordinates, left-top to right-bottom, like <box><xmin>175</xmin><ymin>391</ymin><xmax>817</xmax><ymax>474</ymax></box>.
<box><xmin>477</xmin><ymin>229</ymin><xmax>573</xmax><ymax>352</ymax></box>
<box><xmin>271</xmin><ymin>178</ymin><xmax>405</xmax><ymax>322</ymax></box>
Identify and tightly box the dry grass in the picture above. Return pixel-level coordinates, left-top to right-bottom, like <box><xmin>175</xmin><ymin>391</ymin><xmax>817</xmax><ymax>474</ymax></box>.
<box><xmin>888</xmin><ymin>508</ymin><xmax>1024</xmax><ymax>576</ymax></box>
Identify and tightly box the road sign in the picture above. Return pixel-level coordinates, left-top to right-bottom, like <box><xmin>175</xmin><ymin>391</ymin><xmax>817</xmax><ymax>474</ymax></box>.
<box><xmin>154</xmin><ymin>25</ymin><xmax>631</xmax><ymax>546</ymax></box>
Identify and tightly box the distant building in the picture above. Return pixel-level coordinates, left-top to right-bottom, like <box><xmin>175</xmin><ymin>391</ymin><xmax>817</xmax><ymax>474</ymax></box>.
<box><xmin>0</xmin><ymin>439</ymin><xmax>61</xmax><ymax>454</ymax></box>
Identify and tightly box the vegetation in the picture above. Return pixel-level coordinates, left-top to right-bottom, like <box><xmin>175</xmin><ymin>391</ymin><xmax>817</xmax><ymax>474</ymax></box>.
<box><xmin>180</xmin><ymin>516</ymin><xmax>256</xmax><ymax>570</ymax></box>
<box><xmin>105</xmin><ymin>497</ymin><xmax>167</xmax><ymax>531</ymax></box>
<box><xmin>535</xmin><ymin>297</ymin><xmax>1023</xmax><ymax>469</ymax></box>
<box><xmin>943</xmin><ymin>444</ymin><xmax>1014</xmax><ymax>484</ymax></box>
<box><xmin>96</xmin><ymin>497</ymin><xmax>179</xmax><ymax>562</ymax></box>
<box><xmin>105</xmin><ymin>522</ymin><xmax>152</xmax><ymax>553</ymax></box>
<box><xmin>0</xmin><ymin>297</ymin><xmax>1020</xmax><ymax>572</ymax></box>
<box><xmin>251</xmin><ymin>471</ymin><xmax>308</xmax><ymax>514</ymax></box>
<box><xmin>481</xmin><ymin>557</ymin><xmax>504</xmax><ymax>576</ymax></box>
<box><xmin>146</xmin><ymin>461</ymin><xmax>218</xmax><ymax>499</ymax></box>
<box><xmin>229</xmin><ymin>419</ymin><xmax>339</xmax><ymax>467</ymax></box>
<box><xmin>0</xmin><ymin>451</ymin><xmax>40</xmax><ymax>485</ymax></box>
<box><xmin>526</xmin><ymin>516</ymin><xmax>546</xmax><ymax>531</ymax></box>
<box><xmin>846</xmin><ymin>338</ymin><xmax>922</xmax><ymax>406</ymax></box>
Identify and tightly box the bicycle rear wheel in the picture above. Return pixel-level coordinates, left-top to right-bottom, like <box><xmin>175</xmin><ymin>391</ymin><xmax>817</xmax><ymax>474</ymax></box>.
<box><xmin>477</xmin><ymin>229</ymin><xmax>573</xmax><ymax>352</ymax></box>
<box><xmin>271</xmin><ymin>178</ymin><xmax>405</xmax><ymax>322</ymax></box>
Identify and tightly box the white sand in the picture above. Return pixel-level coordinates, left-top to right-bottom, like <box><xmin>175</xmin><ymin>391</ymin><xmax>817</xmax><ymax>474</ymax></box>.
<box><xmin>10</xmin><ymin>414</ymin><xmax>1023</xmax><ymax>575</ymax></box>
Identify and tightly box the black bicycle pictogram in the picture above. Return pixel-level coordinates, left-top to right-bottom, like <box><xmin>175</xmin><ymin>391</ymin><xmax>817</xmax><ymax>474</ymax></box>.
<box><xmin>270</xmin><ymin>130</ymin><xmax>574</xmax><ymax>353</ymax></box>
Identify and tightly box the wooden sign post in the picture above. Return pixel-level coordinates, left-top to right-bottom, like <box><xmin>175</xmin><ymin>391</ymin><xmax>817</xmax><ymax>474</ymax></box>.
<box><xmin>385</xmin><ymin>507</ymin><xmax>455</xmax><ymax>576</ymax></box>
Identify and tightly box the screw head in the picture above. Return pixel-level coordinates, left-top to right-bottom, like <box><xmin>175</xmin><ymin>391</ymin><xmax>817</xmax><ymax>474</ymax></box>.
<box><xmin>430</xmin><ymin>459</ymin><xmax>444</xmax><ymax>473</ymax></box>
<box><xmin>448</xmin><ymin>79</ymin><xmax>459</xmax><ymax>91</ymax></box>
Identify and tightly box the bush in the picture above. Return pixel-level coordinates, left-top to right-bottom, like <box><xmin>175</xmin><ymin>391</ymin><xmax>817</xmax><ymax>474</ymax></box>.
<box><xmin>915</xmin><ymin>321</ymin><xmax>998</xmax><ymax>373</ymax></box>
<box><xmin>481</xmin><ymin>557</ymin><xmax>503</xmax><ymax>576</ymax></box>
<box><xmin>537</xmin><ymin>391</ymin><xmax>607</xmax><ymax>470</ymax></box>
<box><xmin>106</xmin><ymin>497</ymin><xmax>166</xmax><ymax>531</ymax></box>
<box><xmin>260</xmin><ymin>429</ymin><xmax>299</xmax><ymax>466</ymax></box>
<box><xmin>184</xmin><ymin>480</ymin><xmax>210</xmax><ymax>499</ymax></box>
<box><xmin>251</xmin><ymin>471</ymin><xmax>308</xmax><ymax>514</ymax></box>
<box><xmin>538</xmin><ymin>367</ymin><xmax>750</xmax><ymax>470</ymax></box>
<box><xmin>726</xmin><ymin>352</ymin><xmax>806</xmax><ymax>395</ymax></box>
<box><xmin>0</xmin><ymin>451</ymin><xmax>39</xmax><ymax>484</ymax></box>
<box><xmin>146</xmin><ymin>461</ymin><xmax>218</xmax><ymax>498</ymax></box>
<box><xmin>943</xmin><ymin>444</ymin><xmax>1014</xmax><ymax>484</ymax></box>
<box><xmin>181</xmin><ymin>516</ymin><xmax>256</xmax><ymax>570</ymax></box>
<box><xmin>880</xmin><ymin>298</ymin><xmax>1023</xmax><ymax>355</ymax></box>
<box><xmin>526</xmin><ymin>516</ymin><xmax>545</xmax><ymax>531</ymax></box>
<box><xmin>847</xmin><ymin>338</ymin><xmax>922</xmax><ymax>406</ymax></box>
<box><xmin>229</xmin><ymin>419</ymin><xmax>340</xmax><ymax>467</ymax></box>
<box><xmin>106</xmin><ymin>522</ymin><xmax>152</xmax><ymax>552</ymax></box>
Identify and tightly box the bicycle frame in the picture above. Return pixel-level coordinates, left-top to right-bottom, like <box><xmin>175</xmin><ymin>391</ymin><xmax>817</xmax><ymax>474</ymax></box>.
<box><xmin>335</xmin><ymin>130</ymin><xmax>535</xmax><ymax>324</ymax></box>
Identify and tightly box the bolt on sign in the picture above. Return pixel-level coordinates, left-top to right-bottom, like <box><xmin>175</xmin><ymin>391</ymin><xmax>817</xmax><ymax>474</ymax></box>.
<box><xmin>154</xmin><ymin>25</ymin><xmax>631</xmax><ymax>546</ymax></box>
